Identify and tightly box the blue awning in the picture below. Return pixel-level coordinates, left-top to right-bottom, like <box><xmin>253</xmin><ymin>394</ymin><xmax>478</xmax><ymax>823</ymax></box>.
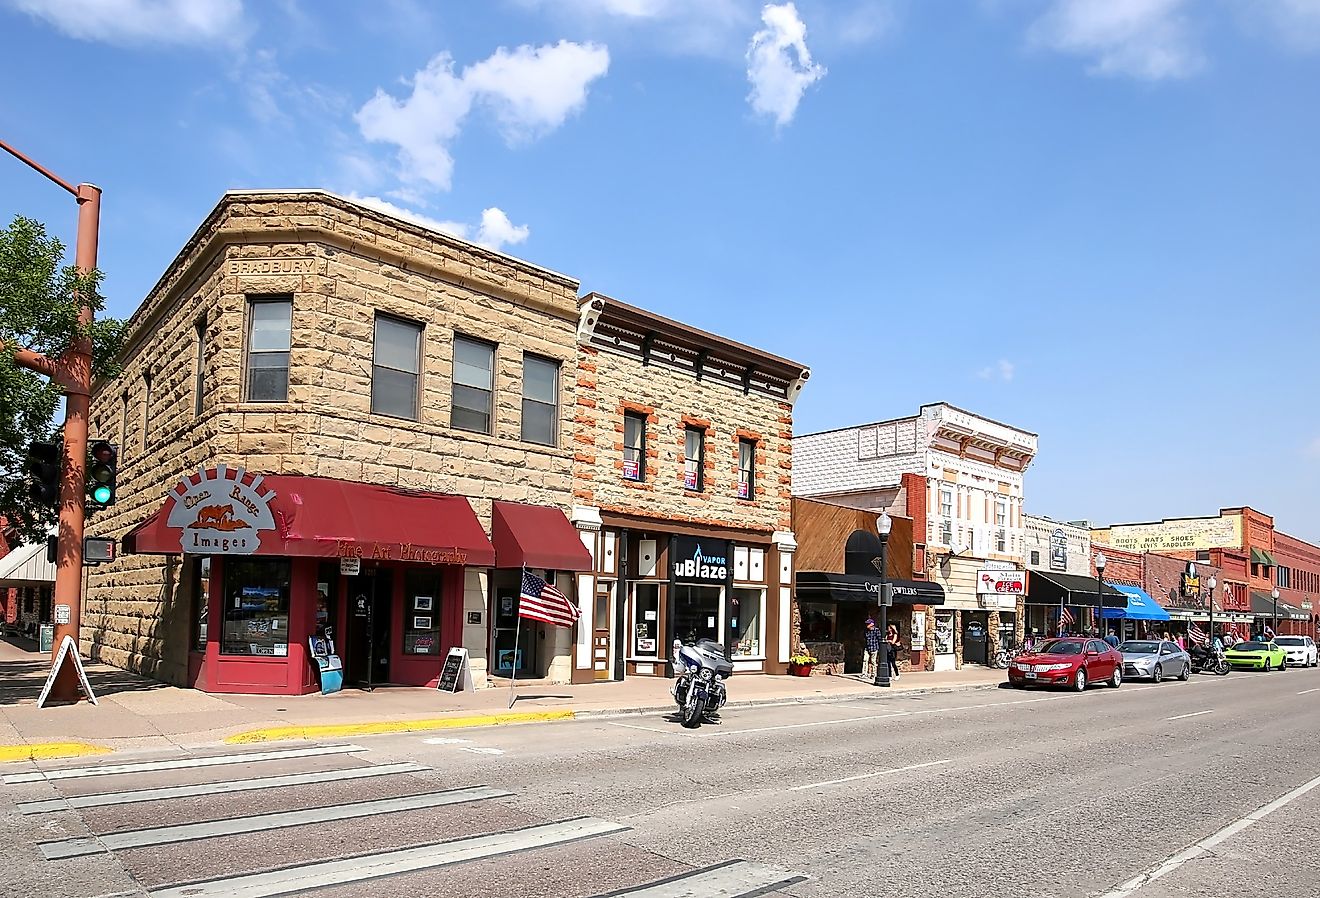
<box><xmin>1100</xmin><ymin>584</ymin><xmax>1171</xmax><ymax>621</ymax></box>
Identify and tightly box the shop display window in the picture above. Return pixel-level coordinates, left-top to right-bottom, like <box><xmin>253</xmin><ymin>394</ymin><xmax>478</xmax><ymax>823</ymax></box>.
<box><xmin>404</xmin><ymin>568</ymin><xmax>442</xmax><ymax>655</ymax></box>
<box><xmin>732</xmin><ymin>587</ymin><xmax>763</xmax><ymax>657</ymax></box>
<box><xmin>190</xmin><ymin>556</ymin><xmax>210</xmax><ymax>652</ymax></box>
<box><xmin>632</xmin><ymin>583</ymin><xmax>660</xmax><ymax>656</ymax></box>
<box><xmin>799</xmin><ymin>602</ymin><xmax>836</xmax><ymax>641</ymax></box>
<box><xmin>672</xmin><ymin>584</ymin><xmax>721</xmax><ymax>644</ymax></box>
<box><xmin>934</xmin><ymin>611</ymin><xmax>955</xmax><ymax>654</ymax></box>
<box><xmin>221</xmin><ymin>559</ymin><xmax>291</xmax><ymax>656</ymax></box>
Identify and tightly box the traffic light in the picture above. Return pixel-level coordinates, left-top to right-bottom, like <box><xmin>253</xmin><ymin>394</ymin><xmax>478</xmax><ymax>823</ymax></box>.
<box><xmin>27</xmin><ymin>441</ymin><xmax>61</xmax><ymax>507</ymax></box>
<box><xmin>87</xmin><ymin>440</ymin><xmax>118</xmax><ymax>509</ymax></box>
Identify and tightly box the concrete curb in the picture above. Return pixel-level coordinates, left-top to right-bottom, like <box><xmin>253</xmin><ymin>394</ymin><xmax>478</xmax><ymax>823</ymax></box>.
<box><xmin>223</xmin><ymin>709</ymin><xmax>577</xmax><ymax>744</ymax></box>
<box><xmin>0</xmin><ymin>742</ymin><xmax>112</xmax><ymax>763</ymax></box>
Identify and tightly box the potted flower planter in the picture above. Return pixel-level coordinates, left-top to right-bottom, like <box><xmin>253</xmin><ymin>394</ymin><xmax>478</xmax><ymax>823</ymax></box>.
<box><xmin>788</xmin><ymin>654</ymin><xmax>818</xmax><ymax>677</ymax></box>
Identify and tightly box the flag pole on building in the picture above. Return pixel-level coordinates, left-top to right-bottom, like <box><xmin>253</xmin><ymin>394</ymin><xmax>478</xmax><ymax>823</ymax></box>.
<box><xmin>509</xmin><ymin>566</ymin><xmax>524</xmax><ymax>709</ymax></box>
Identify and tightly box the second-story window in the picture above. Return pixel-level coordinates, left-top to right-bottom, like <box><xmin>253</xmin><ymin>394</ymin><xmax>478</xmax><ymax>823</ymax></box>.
<box><xmin>940</xmin><ymin>488</ymin><xmax>953</xmax><ymax>519</ymax></box>
<box><xmin>521</xmin><ymin>354</ymin><xmax>559</xmax><ymax>446</ymax></box>
<box><xmin>738</xmin><ymin>438</ymin><xmax>756</xmax><ymax>499</ymax></box>
<box><xmin>684</xmin><ymin>426</ymin><xmax>705</xmax><ymax>491</ymax></box>
<box><xmin>193</xmin><ymin>317</ymin><xmax>206</xmax><ymax>418</ymax></box>
<box><xmin>246</xmin><ymin>297</ymin><xmax>292</xmax><ymax>402</ymax></box>
<box><xmin>452</xmin><ymin>335</ymin><xmax>494</xmax><ymax>434</ymax></box>
<box><xmin>623</xmin><ymin>412</ymin><xmax>646</xmax><ymax>481</ymax></box>
<box><xmin>372</xmin><ymin>315</ymin><xmax>422</xmax><ymax>419</ymax></box>
<box><xmin>995</xmin><ymin>499</ymin><xmax>1008</xmax><ymax>528</ymax></box>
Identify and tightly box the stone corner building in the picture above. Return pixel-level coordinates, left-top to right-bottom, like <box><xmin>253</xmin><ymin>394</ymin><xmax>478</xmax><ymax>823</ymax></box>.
<box><xmin>84</xmin><ymin>190</ymin><xmax>809</xmax><ymax>695</ymax></box>
<box><xmin>86</xmin><ymin>190</ymin><xmax>592</xmax><ymax>694</ymax></box>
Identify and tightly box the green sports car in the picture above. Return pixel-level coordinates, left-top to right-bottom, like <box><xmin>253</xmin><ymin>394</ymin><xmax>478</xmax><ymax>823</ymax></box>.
<box><xmin>1223</xmin><ymin>640</ymin><xmax>1288</xmax><ymax>671</ymax></box>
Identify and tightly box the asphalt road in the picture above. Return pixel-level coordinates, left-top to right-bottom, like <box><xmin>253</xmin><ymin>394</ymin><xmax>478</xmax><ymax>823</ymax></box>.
<box><xmin>4</xmin><ymin>665</ymin><xmax>1318</xmax><ymax>898</ymax></box>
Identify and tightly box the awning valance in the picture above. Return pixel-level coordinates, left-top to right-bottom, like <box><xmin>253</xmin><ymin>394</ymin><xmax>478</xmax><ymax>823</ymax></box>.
<box><xmin>491</xmin><ymin>501</ymin><xmax>592</xmax><ymax>571</ymax></box>
<box><xmin>1026</xmin><ymin>570</ymin><xmax>1128</xmax><ymax>608</ymax></box>
<box><xmin>124</xmin><ymin>470</ymin><xmax>496</xmax><ymax>566</ymax></box>
<box><xmin>1100</xmin><ymin>584</ymin><xmax>1171</xmax><ymax>621</ymax></box>
<box><xmin>1250</xmin><ymin>591</ymin><xmax>1310</xmax><ymax>621</ymax></box>
<box><xmin>1250</xmin><ymin>547</ymin><xmax>1278</xmax><ymax>567</ymax></box>
<box><xmin>795</xmin><ymin>571</ymin><xmax>946</xmax><ymax>606</ymax></box>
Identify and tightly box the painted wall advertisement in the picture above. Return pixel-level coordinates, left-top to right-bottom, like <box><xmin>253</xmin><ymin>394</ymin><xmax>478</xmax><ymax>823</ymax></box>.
<box><xmin>1094</xmin><ymin>516</ymin><xmax>1242</xmax><ymax>553</ymax></box>
<box><xmin>1049</xmin><ymin>528</ymin><xmax>1068</xmax><ymax>571</ymax></box>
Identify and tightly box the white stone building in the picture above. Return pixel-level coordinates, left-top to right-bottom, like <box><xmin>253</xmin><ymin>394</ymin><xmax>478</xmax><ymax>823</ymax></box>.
<box><xmin>794</xmin><ymin>403</ymin><xmax>1037</xmax><ymax>670</ymax></box>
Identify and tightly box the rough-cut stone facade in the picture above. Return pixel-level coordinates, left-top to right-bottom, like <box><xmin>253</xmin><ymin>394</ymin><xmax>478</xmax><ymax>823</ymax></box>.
<box><xmin>84</xmin><ymin>191</ymin><xmax>581</xmax><ymax>685</ymax></box>
<box><xmin>572</xmin><ymin>344</ymin><xmax>794</xmax><ymax>536</ymax></box>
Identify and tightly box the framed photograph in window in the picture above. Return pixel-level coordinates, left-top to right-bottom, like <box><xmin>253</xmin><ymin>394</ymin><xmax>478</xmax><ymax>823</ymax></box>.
<box><xmin>413</xmin><ymin>595</ymin><xmax>433</xmax><ymax>612</ymax></box>
<box><xmin>413</xmin><ymin>615</ymin><xmax>432</xmax><ymax>630</ymax></box>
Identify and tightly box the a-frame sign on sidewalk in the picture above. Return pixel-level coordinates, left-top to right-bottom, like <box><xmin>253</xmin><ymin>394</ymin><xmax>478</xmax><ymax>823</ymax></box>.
<box><xmin>36</xmin><ymin>636</ymin><xmax>98</xmax><ymax>708</ymax></box>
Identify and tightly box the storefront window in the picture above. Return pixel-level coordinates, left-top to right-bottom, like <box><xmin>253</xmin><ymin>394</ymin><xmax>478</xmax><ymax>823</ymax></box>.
<box><xmin>732</xmin><ymin>587</ymin><xmax>763</xmax><ymax>657</ymax></box>
<box><xmin>315</xmin><ymin>561</ymin><xmax>337</xmax><ymax>638</ymax></box>
<box><xmin>221</xmin><ymin>559</ymin><xmax>290</xmax><ymax>656</ymax></box>
<box><xmin>403</xmin><ymin>568</ymin><xmax>442</xmax><ymax>655</ymax></box>
<box><xmin>190</xmin><ymin>556</ymin><xmax>210</xmax><ymax>652</ymax></box>
<box><xmin>799</xmin><ymin>602</ymin><xmax>836</xmax><ymax>641</ymax></box>
<box><xmin>632</xmin><ymin>583</ymin><xmax>660</xmax><ymax>656</ymax></box>
<box><xmin>672</xmin><ymin>584</ymin><xmax>721</xmax><ymax>644</ymax></box>
<box><xmin>934</xmin><ymin>610</ymin><xmax>955</xmax><ymax>655</ymax></box>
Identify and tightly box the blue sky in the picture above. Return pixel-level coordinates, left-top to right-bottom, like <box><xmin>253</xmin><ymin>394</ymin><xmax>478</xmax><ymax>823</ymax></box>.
<box><xmin>2</xmin><ymin>0</ymin><xmax>1318</xmax><ymax>540</ymax></box>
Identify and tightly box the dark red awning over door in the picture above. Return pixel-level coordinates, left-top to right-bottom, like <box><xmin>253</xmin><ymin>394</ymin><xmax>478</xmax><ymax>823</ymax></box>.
<box><xmin>490</xmin><ymin>500</ymin><xmax>592</xmax><ymax>571</ymax></box>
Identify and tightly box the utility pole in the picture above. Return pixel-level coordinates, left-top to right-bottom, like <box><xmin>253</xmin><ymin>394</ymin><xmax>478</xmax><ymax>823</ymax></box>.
<box><xmin>1</xmin><ymin>138</ymin><xmax>100</xmax><ymax>704</ymax></box>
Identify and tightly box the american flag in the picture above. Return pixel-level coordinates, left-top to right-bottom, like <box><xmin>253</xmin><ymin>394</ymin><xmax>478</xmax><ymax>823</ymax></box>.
<box><xmin>518</xmin><ymin>570</ymin><xmax>579</xmax><ymax>629</ymax></box>
<box><xmin>1189</xmin><ymin>622</ymin><xmax>1209</xmax><ymax>647</ymax></box>
<box><xmin>1058</xmin><ymin>606</ymin><xmax>1074</xmax><ymax>631</ymax></box>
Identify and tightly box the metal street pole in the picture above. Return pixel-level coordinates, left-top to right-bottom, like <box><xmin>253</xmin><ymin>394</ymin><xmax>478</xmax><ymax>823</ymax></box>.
<box><xmin>1272</xmin><ymin>587</ymin><xmax>1279</xmax><ymax>637</ymax></box>
<box><xmin>0</xmin><ymin>138</ymin><xmax>99</xmax><ymax>704</ymax></box>
<box><xmin>1095</xmin><ymin>552</ymin><xmax>1106</xmax><ymax>640</ymax></box>
<box><xmin>1207</xmin><ymin>575</ymin><xmax>1215</xmax><ymax>649</ymax></box>
<box><xmin>874</xmin><ymin>513</ymin><xmax>891</xmax><ymax>688</ymax></box>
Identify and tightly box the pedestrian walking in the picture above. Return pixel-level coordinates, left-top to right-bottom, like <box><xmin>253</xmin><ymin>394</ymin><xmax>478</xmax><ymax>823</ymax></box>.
<box><xmin>1105</xmin><ymin>629</ymin><xmax>1120</xmax><ymax>648</ymax></box>
<box><xmin>863</xmin><ymin>618</ymin><xmax>882</xmax><ymax>679</ymax></box>
<box><xmin>886</xmin><ymin>623</ymin><xmax>901</xmax><ymax>679</ymax></box>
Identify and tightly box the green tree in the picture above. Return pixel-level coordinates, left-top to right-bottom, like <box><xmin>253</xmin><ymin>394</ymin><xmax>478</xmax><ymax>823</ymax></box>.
<box><xmin>0</xmin><ymin>215</ymin><xmax>126</xmax><ymax>544</ymax></box>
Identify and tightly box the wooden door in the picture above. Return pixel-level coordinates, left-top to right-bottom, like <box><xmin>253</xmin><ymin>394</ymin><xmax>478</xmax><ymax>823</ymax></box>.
<box><xmin>593</xmin><ymin>581</ymin><xmax>612</xmax><ymax>680</ymax></box>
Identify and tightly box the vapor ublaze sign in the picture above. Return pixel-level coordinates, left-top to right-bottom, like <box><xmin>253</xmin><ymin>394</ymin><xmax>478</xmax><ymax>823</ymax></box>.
<box><xmin>672</xmin><ymin>536</ymin><xmax>730</xmax><ymax>583</ymax></box>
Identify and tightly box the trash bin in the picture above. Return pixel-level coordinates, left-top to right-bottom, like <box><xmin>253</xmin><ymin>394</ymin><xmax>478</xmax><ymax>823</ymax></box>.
<box><xmin>39</xmin><ymin>623</ymin><xmax>54</xmax><ymax>654</ymax></box>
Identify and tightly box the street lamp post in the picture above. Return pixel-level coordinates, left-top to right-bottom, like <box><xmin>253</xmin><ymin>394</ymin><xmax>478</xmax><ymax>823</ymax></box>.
<box><xmin>1095</xmin><ymin>552</ymin><xmax>1106</xmax><ymax>638</ymax></box>
<box><xmin>1272</xmin><ymin>587</ymin><xmax>1280</xmax><ymax>636</ymax></box>
<box><xmin>0</xmin><ymin>137</ymin><xmax>100</xmax><ymax>705</ymax></box>
<box><xmin>1186</xmin><ymin>561</ymin><xmax>1197</xmax><ymax>644</ymax></box>
<box><xmin>874</xmin><ymin>512</ymin><xmax>892</xmax><ymax>688</ymax></box>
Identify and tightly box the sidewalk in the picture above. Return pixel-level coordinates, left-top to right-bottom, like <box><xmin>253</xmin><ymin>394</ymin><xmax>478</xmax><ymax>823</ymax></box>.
<box><xmin>0</xmin><ymin>638</ymin><xmax>1004</xmax><ymax>758</ymax></box>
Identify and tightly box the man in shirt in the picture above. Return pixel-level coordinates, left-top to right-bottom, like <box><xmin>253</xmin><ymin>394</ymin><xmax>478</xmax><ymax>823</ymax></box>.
<box><xmin>863</xmin><ymin>618</ymin><xmax>882</xmax><ymax>680</ymax></box>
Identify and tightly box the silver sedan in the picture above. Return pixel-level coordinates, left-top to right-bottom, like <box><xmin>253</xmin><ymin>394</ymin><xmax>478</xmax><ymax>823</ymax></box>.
<box><xmin>1119</xmin><ymin>640</ymin><xmax>1191</xmax><ymax>683</ymax></box>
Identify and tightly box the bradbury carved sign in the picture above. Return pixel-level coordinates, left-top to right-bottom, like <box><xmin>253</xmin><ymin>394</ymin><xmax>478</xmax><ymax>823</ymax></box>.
<box><xmin>230</xmin><ymin>257</ymin><xmax>315</xmax><ymax>276</ymax></box>
<box><xmin>166</xmin><ymin>466</ymin><xmax>277</xmax><ymax>555</ymax></box>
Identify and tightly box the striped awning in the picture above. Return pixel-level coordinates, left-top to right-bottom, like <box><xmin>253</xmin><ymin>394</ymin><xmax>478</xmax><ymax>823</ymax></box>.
<box><xmin>0</xmin><ymin>541</ymin><xmax>55</xmax><ymax>586</ymax></box>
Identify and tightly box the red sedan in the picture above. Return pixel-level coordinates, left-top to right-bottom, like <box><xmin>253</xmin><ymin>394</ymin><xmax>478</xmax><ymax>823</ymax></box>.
<box><xmin>1007</xmin><ymin>637</ymin><xmax>1124</xmax><ymax>691</ymax></box>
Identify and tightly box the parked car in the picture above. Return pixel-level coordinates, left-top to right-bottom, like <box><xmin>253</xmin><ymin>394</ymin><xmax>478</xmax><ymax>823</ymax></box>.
<box><xmin>1119</xmin><ymin>640</ymin><xmax>1191</xmax><ymax>683</ymax></box>
<box><xmin>1223</xmin><ymin>640</ymin><xmax>1288</xmax><ymax>671</ymax></box>
<box><xmin>1272</xmin><ymin>636</ymin><xmax>1318</xmax><ymax>668</ymax></box>
<box><xmin>1008</xmin><ymin>637</ymin><xmax>1124</xmax><ymax>691</ymax></box>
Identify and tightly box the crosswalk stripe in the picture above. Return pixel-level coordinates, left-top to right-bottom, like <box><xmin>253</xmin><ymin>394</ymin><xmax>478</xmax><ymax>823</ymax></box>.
<box><xmin>146</xmin><ymin>817</ymin><xmax>630</xmax><ymax>898</ymax></box>
<box><xmin>39</xmin><ymin>785</ymin><xmax>510</xmax><ymax>860</ymax></box>
<box><xmin>17</xmin><ymin>761</ymin><xmax>430</xmax><ymax>815</ymax></box>
<box><xmin>590</xmin><ymin>860</ymin><xmax>807</xmax><ymax>897</ymax></box>
<box><xmin>3</xmin><ymin>744</ymin><xmax>366</xmax><ymax>784</ymax></box>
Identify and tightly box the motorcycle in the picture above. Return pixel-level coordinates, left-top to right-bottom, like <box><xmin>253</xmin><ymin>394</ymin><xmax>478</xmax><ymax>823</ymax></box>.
<box><xmin>671</xmin><ymin>638</ymin><xmax>733</xmax><ymax>728</ymax></box>
<box><xmin>1189</xmin><ymin>645</ymin><xmax>1230</xmax><ymax>676</ymax></box>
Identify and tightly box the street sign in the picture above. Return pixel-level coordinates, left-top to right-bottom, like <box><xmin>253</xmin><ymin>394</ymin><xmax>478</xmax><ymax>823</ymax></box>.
<box><xmin>83</xmin><ymin>537</ymin><xmax>116</xmax><ymax>565</ymax></box>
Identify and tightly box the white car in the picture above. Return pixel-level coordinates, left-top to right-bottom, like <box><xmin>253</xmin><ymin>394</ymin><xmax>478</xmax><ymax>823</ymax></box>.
<box><xmin>1273</xmin><ymin>635</ymin><xmax>1318</xmax><ymax>668</ymax></box>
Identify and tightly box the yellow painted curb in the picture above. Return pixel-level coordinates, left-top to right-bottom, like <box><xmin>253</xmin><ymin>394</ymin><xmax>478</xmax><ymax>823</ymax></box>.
<box><xmin>0</xmin><ymin>742</ymin><xmax>112</xmax><ymax>763</ymax></box>
<box><xmin>224</xmin><ymin>710</ymin><xmax>577</xmax><ymax>744</ymax></box>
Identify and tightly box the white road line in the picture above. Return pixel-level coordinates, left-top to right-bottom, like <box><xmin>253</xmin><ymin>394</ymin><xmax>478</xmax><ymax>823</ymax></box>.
<box><xmin>460</xmin><ymin>747</ymin><xmax>505</xmax><ymax>755</ymax></box>
<box><xmin>3</xmin><ymin>744</ymin><xmax>366</xmax><ymax>784</ymax></box>
<box><xmin>1099</xmin><ymin>770</ymin><xmax>1320</xmax><ymax>898</ymax></box>
<box><xmin>1165</xmin><ymin>710</ymin><xmax>1214</xmax><ymax>721</ymax></box>
<box><xmin>788</xmin><ymin>758</ymin><xmax>954</xmax><ymax>792</ymax></box>
<box><xmin>146</xmin><ymin>817</ymin><xmax>629</xmax><ymax>898</ymax></box>
<box><xmin>39</xmin><ymin>785</ymin><xmax>509</xmax><ymax>860</ymax></box>
<box><xmin>16</xmin><ymin>762</ymin><xmax>429</xmax><ymax>815</ymax></box>
<box><xmin>608</xmin><ymin>722</ymin><xmax>677</xmax><ymax>734</ymax></box>
<box><xmin>1297</xmin><ymin>688</ymin><xmax>1320</xmax><ymax>695</ymax></box>
<box><xmin>591</xmin><ymin>859</ymin><xmax>806</xmax><ymax>897</ymax></box>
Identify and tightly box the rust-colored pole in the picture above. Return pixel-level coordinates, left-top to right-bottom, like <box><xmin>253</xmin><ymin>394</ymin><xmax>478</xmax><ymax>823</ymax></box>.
<box><xmin>47</xmin><ymin>183</ymin><xmax>99</xmax><ymax>702</ymax></box>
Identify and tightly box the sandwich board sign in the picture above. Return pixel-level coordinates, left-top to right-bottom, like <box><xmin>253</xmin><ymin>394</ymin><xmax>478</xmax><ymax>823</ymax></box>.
<box><xmin>36</xmin><ymin>636</ymin><xmax>98</xmax><ymax>708</ymax></box>
<box><xmin>437</xmin><ymin>647</ymin><xmax>473</xmax><ymax>694</ymax></box>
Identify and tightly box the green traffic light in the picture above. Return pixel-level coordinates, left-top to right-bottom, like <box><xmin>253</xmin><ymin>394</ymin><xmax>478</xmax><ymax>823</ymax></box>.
<box><xmin>92</xmin><ymin>484</ymin><xmax>113</xmax><ymax>505</ymax></box>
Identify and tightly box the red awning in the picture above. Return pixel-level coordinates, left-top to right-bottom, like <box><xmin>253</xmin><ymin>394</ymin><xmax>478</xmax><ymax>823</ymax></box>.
<box><xmin>124</xmin><ymin>474</ymin><xmax>495</xmax><ymax>567</ymax></box>
<box><xmin>491</xmin><ymin>500</ymin><xmax>592</xmax><ymax>571</ymax></box>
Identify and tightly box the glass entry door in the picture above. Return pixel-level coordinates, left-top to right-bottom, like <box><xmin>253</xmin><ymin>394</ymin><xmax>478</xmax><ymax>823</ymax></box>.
<box><xmin>492</xmin><ymin>581</ymin><xmax>538</xmax><ymax>678</ymax></box>
<box><xmin>672</xmin><ymin>585</ymin><xmax>723</xmax><ymax>646</ymax></box>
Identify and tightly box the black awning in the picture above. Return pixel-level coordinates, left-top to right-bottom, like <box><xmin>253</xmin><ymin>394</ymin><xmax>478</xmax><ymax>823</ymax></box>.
<box><xmin>795</xmin><ymin>571</ymin><xmax>946</xmax><ymax>606</ymax></box>
<box><xmin>1250</xmin><ymin>591</ymin><xmax>1310</xmax><ymax>621</ymax></box>
<box><xmin>1027</xmin><ymin>570</ymin><xmax>1128</xmax><ymax>608</ymax></box>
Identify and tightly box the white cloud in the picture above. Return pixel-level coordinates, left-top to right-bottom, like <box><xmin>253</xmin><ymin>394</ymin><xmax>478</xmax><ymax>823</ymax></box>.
<box><xmin>348</xmin><ymin>195</ymin><xmax>531</xmax><ymax>252</ymax></box>
<box><xmin>978</xmin><ymin>360</ymin><xmax>1016</xmax><ymax>382</ymax></box>
<box><xmin>1028</xmin><ymin>0</ymin><xmax>1201</xmax><ymax>80</ymax></box>
<box><xmin>356</xmin><ymin>41</ymin><xmax>609</xmax><ymax>192</ymax></box>
<box><xmin>7</xmin><ymin>0</ymin><xmax>245</xmax><ymax>46</ymax></box>
<box><xmin>746</xmin><ymin>2</ymin><xmax>826</xmax><ymax>127</ymax></box>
